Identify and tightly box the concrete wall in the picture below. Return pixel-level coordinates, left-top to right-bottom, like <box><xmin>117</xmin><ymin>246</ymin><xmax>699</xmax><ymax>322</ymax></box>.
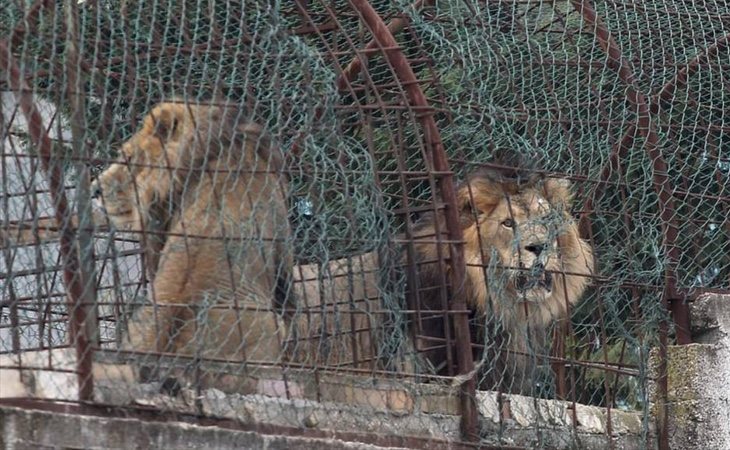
<box><xmin>651</xmin><ymin>293</ymin><xmax>730</xmax><ymax>449</ymax></box>
<box><xmin>0</xmin><ymin>404</ymin><xmax>415</xmax><ymax>450</ymax></box>
<box><xmin>13</xmin><ymin>298</ymin><xmax>730</xmax><ymax>449</ymax></box>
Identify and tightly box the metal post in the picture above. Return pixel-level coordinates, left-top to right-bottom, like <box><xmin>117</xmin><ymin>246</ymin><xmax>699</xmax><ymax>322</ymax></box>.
<box><xmin>0</xmin><ymin>39</ymin><xmax>94</xmax><ymax>401</ymax></box>
<box><xmin>64</xmin><ymin>0</ymin><xmax>99</xmax><ymax>349</ymax></box>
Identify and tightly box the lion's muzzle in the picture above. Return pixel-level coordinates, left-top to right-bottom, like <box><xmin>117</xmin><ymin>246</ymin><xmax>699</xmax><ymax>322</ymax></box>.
<box><xmin>513</xmin><ymin>239</ymin><xmax>554</xmax><ymax>299</ymax></box>
<box><xmin>514</xmin><ymin>262</ymin><xmax>553</xmax><ymax>296</ymax></box>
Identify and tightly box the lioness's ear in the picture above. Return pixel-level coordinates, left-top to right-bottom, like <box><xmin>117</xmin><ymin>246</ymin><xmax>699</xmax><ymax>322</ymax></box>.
<box><xmin>143</xmin><ymin>103</ymin><xmax>186</xmax><ymax>143</ymax></box>
<box><xmin>543</xmin><ymin>178</ymin><xmax>574</xmax><ymax>208</ymax></box>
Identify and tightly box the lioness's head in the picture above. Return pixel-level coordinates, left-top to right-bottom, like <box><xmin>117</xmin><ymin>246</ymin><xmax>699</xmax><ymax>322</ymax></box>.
<box><xmin>91</xmin><ymin>102</ymin><xmax>263</xmax><ymax>232</ymax></box>
<box><xmin>456</xmin><ymin>169</ymin><xmax>593</xmax><ymax>319</ymax></box>
<box><xmin>92</xmin><ymin>110</ymin><xmax>168</xmax><ymax>230</ymax></box>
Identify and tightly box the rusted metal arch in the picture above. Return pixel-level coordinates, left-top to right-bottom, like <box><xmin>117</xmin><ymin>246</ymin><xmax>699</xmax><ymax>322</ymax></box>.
<box><xmin>653</xmin><ymin>32</ymin><xmax>730</xmax><ymax>113</ymax></box>
<box><xmin>575</xmin><ymin>2</ymin><xmax>730</xmax><ymax>337</ymax></box>
<box><xmin>344</xmin><ymin>0</ymin><xmax>478</xmax><ymax>441</ymax></box>
<box><xmin>569</xmin><ymin>0</ymin><xmax>689</xmax><ymax>342</ymax></box>
<box><xmin>337</xmin><ymin>0</ymin><xmax>432</xmax><ymax>92</ymax></box>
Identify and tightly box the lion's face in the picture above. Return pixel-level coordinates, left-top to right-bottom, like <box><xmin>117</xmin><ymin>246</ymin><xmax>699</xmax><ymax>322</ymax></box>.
<box><xmin>91</xmin><ymin>104</ymin><xmax>188</xmax><ymax>232</ymax></box>
<box><xmin>92</xmin><ymin>136</ymin><xmax>162</xmax><ymax>231</ymax></box>
<box><xmin>453</xmin><ymin>170</ymin><xmax>593</xmax><ymax>321</ymax></box>
<box><xmin>410</xmin><ymin>168</ymin><xmax>594</xmax><ymax>383</ymax></box>
<box><xmin>471</xmin><ymin>189</ymin><xmax>561</xmax><ymax>303</ymax></box>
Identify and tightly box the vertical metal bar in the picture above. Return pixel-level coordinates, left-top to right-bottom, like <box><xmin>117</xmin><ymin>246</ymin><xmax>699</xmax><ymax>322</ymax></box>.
<box><xmin>29</xmin><ymin>150</ymin><xmax>47</xmax><ymax>353</ymax></box>
<box><xmin>346</xmin><ymin>256</ymin><xmax>361</xmax><ymax>369</ymax></box>
<box><xmin>346</xmin><ymin>0</ymin><xmax>478</xmax><ymax>440</ymax></box>
<box><xmin>64</xmin><ymin>0</ymin><xmax>99</xmax><ymax>349</ymax></box>
<box><xmin>0</xmin><ymin>40</ymin><xmax>94</xmax><ymax>401</ymax></box>
<box><xmin>657</xmin><ymin>320</ymin><xmax>669</xmax><ymax>450</ymax></box>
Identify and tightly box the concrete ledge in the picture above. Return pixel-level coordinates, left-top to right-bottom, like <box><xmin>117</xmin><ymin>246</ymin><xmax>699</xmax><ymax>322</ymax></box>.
<box><xmin>0</xmin><ymin>404</ymin><xmax>411</xmax><ymax>450</ymax></box>
<box><xmin>0</xmin><ymin>349</ymin><xmax>650</xmax><ymax>448</ymax></box>
<box><xmin>476</xmin><ymin>391</ymin><xmax>647</xmax><ymax>449</ymax></box>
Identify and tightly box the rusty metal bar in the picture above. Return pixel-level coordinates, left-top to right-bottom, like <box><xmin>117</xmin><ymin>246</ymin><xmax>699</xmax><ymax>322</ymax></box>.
<box><xmin>346</xmin><ymin>0</ymin><xmax>478</xmax><ymax>440</ymax></box>
<box><xmin>0</xmin><ymin>40</ymin><xmax>94</xmax><ymax>401</ymax></box>
<box><xmin>64</xmin><ymin>0</ymin><xmax>100</xmax><ymax>349</ymax></box>
<box><xmin>9</xmin><ymin>0</ymin><xmax>54</xmax><ymax>50</ymax></box>
<box><xmin>337</xmin><ymin>0</ymin><xmax>432</xmax><ymax>92</ymax></box>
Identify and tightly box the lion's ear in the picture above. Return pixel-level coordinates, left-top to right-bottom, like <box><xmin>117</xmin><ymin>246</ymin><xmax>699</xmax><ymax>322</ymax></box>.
<box><xmin>543</xmin><ymin>178</ymin><xmax>575</xmax><ymax>208</ymax></box>
<box><xmin>456</xmin><ymin>188</ymin><xmax>478</xmax><ymax>220</ymax></box>
<box><xmin>143</xmin><ymin>103</ymin><xmax>186</xmax><ymax>143</ymax></box>
<box><xmin>456</xmin><ymin>175</ymin><xmax>500</xmax><ymax>220</ymax></box>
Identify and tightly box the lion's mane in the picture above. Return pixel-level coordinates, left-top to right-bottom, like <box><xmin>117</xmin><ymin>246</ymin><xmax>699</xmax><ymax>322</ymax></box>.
<box><xmin>407</xmin><ymin>168</ymin><xmax>594</xmax><ymax>394</ymax></box>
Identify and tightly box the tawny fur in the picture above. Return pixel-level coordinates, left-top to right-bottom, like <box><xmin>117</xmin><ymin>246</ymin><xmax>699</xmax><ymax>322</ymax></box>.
<box><xmin>93</xmin><ymin>102</ymin><xmax>292</xmax><ymax>363</ymax></box>
<box><xmin>408</xmin><ymin>169</ymin><xmax>594</xmax><ymax>393</ymax></box>
<box><xmin>289</xmin><ymin>252</ymin><xmax>382</xmax><ymax>369</ymax></box>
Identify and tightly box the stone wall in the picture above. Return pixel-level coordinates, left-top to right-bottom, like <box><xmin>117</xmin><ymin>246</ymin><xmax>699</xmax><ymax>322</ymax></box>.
<box><xmin>0</xmin><ymin>404</ymin><xmax>415</xmax><ymax>450</ymax></box>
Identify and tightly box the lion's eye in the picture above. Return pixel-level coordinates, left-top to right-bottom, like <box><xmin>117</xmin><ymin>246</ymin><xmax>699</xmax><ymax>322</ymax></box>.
<box><xmin>501</xmin><ymin>218</ymin><xmax>515</xmax><ymax>228</ymax></box>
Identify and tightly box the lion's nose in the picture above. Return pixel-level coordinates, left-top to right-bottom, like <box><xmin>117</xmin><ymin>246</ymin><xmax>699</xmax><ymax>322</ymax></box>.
<box><xmin>524</xmin><ymin>242</ymin><xmax>545</xmax><ymax>257</ymax></box>
<box><xmin>91</xmin><ymin>183</ymin><xmax>102</xmax><ymax>199</ymax></box>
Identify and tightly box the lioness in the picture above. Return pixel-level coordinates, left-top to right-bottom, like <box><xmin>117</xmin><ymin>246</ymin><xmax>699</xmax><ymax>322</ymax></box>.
<box><xmin>93</xmin><ymin>101</ymin><xmax>292</xmax><ymax>363</ymax></box>
<box><xmin>408</xmin><ymin>168</ymin><xmax>594</xmax><ymax>394</ymax></box>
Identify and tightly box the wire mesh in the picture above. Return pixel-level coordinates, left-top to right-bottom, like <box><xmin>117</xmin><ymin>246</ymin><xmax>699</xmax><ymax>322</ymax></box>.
<box><xmin>1</xmin><ymin>0</ymin><xmax>729</xmax><ymax>448</ymax></box>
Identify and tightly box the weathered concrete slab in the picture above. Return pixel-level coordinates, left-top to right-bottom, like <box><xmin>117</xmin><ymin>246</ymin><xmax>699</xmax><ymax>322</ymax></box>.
<box><xmin>0</xmin><ymin>405</ymin><xmax>410</xmax><ymax>450</ymax></box>
<box><xmin>0</xmin><ymin>348</ymin><xmax>650</xmax><ymax>448</ymax></box>
<box><xmin>476</xmin><ymin>391</ymin><xmax>648</xmax><ymax>450</ymax></box>
<box><xmin>649</xmin><ymin>293</ymin><xmax>730</xmax><ymax>450</ymax></box>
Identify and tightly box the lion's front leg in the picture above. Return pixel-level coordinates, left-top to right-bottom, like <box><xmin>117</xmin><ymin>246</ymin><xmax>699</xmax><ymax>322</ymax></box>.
<box><xmin>122</xmin><ymin>242</ymin><xmax>194</xmax><ymax>359</ymax></box>
<box><xmin>122</xmin><ymin>302</ymin><xmax>177</xmax><ymax>356</ymax></box>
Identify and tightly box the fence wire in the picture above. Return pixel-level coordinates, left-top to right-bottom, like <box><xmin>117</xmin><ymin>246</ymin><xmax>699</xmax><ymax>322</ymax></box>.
<box><xmin>0</xmin><ymin>0</ymin><xmax>728</xmax><ymax>448</ymax></box>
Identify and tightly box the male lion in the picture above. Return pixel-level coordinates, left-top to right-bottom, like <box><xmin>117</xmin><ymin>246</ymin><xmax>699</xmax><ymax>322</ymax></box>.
<box><xmin>407</xmin><ymin>168</ymin><xmax>594</xmax><ymax>395</ymax></box>
<box><xmin>92</xmin><ymin>101</ymin><xmax>292</xmax><ymax>364</ymax></box>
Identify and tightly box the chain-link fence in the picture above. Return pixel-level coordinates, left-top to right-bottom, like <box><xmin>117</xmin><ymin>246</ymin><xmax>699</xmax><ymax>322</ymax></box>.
<box><xmin>1</xmin><ymin>0</ymin><xmax>728</xmax><ymax>448</ymax></box>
